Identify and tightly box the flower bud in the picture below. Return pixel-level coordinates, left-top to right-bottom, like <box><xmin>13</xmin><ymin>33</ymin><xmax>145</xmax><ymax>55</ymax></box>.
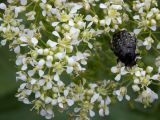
<box><xmin>85</xmin><ymin>3</ymin><xmax>90</xmax><ymax>11</ymax></box>
<box><xmin>151</xmin><ymin>19</ymin><xmax>156</xmax><ymax>26</ymax></box>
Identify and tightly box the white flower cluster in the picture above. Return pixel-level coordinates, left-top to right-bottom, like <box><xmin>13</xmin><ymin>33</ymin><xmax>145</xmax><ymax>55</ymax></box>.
<box><xmin>98</xmin><ymin>0</ymin><xmax>130</xmax><ymax>32</ymax></box>
<box><xmin>111</xmin><ymin>64</ymin><xmax>159</xmax><ymax>107</ymax></box>
<box><xmin>0</xmin><ymin>0</ymin><xmax>160</xmax><ymax>119</ymax></box>
<box><xmin>133</xmin><ymin>0</ymin><xmax>160</xmax><ymax>31</ymax></box>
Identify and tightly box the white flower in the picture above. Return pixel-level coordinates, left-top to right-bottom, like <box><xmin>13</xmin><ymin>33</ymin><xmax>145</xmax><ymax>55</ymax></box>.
<box><xmin>46</xmin><ymin>108</ymin><xmax>53</xmax><ymax>115</ymax></box>
<box><xmin>105</xmin><ymin>97</ymin><xmax>111</xmax><ymax>105</ymax></box>
<box><xmin>135</xmin><ymin>71</ymin><xmax>141</xmax><ymax>77</ymax></box>
<box><xmin>151</xmin><ymin>19</ymin><xmax>156</xmax><ymax>26</ymax></box>
<box><xmin>51</xmin><ymin>99</ymin><xmax>58</xmax><ymax>106</ymax></box>
<box><xmin>40</xmin><ymin>2</ymin><xmax>52</xmax><ymax>16</ymax></box>
<box><xmin>28</xmin><ymin>70</ymin><xmax>35</xmax><ymax>77</ymax></box>
<box><xmin>47</xmin><ymin>40</ymin><xmax>57</xmax><ymax>48</ymax></box>
<box><xmin>43</xmin><ymin>49</ymin><xmax>49</xmax><ymax>55</ymax></box>
<box><xmin>85</xmin><ymin>15</ymin><xmax>93</xmax><ymax>21</ymax></box>
<box><xmin>133</xmin><ymin>15</ymin><xmax>140</xmax><ymax>20</ymax></box>
<box><xmin>25</xmin><ymin>90</ymin><xmax>32</xmax><ymax>95</ymax></box>
<box><xmin>99</xmin><ymin>99</ymin><xmax>110</xmax><ymax>117</ymax></box>
<box><xmin>115</xmin><ymin>74</ymin><xmax>121</xmax><ymax>81</ymax></box>
<box><xmin>100</xmin><ymin>19</ymin><xmax>106</xmax><ymax>26</ymax></box>
<box><xmin>31</xmin><ymin>37</ymin><xmax>38</xmax><ymax>46</ymax></box>
<box><xmin>0</xmin><ymin>3</ymin><xmax>6</xmax><ymax>10</ymax></box>
<box><xmin>67</xmin><ymin>99</ymin><xmax>74</xmax><ymax>106</ymax></box>
<box><xmin>99</xmin><ymin>3</ymin><xmax>107</xmax><ymax>9</ymax></box>
<box><xmin>37</xmin><ymin>79</ymin><xmax>45</xmax><ymax>86</ymax></box>
<box><xmin>16</xmin><ymin>55</ymin><xmax>25</xmax><ymax>66</ymax></box>
<box><xmin>3</xmin><ymin>0</ymin><xmax>160</xmax><ymax>119</ymax></box>
<box><xmin>55</xmin><ymin>52</ymin><xmax>65</xmax><ymax>60</ymax></box>
<box><xmin>143</xmin><ymin>36</ymin><xmax>154</xmax><ymax>50</ymax></box>
<box><xmin>1</xmin><ymin>40</ymin><xmax>7</xmax><ymax>46</ymax></box>
<box><xmin>147</xmin><ymin>11</ymin><xmax>153</xmax><ymax>18</ymax></box>
<box><xmin>146</xmin><ymin>66</ymin><xmax>153</xmax><ymax>73</ymax></box>
<box><xmin>105</xmin><ymin>17</ymin><xmax>112</xmax><ymax>26</ymax></box>
<box><xmin>54</xmin><ymin>74</ymin><xmax>60</xmax><ymax>81</ymax></box>
<box><xmin>155</xmin><ymin>56</ymin><xmax>160</xmax><ymax>67</ymax></box>
<box><xmin>23</xmin><ymin>98</ymin><xmax>31</xmax><ymax>104</ymax></box>
<box><xmin>26</xmin><ymin>11</ymin><xmax>36</xmax><ymax>20</ymax></box>
<box><xmin>35</xmin><ymin>91</ymin><xmax>41</xmax><ymax>98</ymax></box>
<box><xmin>46</xmin><ymin>60</ymin><xmax>52</xmax><ymax>68</ymax></box>
<box><xmin>40</xmin><ymin>109</ymin><xmax>47</xmax><ymax>116</ymax></box>
<box><xmin>16</xmin><ymin>71</ymin><xmax>27</xmax><ymax>81</ymax></box>
<box><xmin>111</xmin><ymin>5</ymin><xmax>122</xmax><ymax>10</ymax></box>
<box><xmin>91</xmin><ymin>93</ymin><xmax>99</xmax><ymax>103</ymax></box>
<box><xmin>52</xmin><ymin>31</ymin><xmax>60</xmax><ymax>38</ymax></box>
<box><xmin>74</xmin><ymin>108</ymin><xmax>81</xmax><ymax>113</ymax></box>
<box><xmin>20</xmin><ymin>0</ymin><xmax>27</xmax><ymax>5</ymax></box>
<box><xmin>120</xmin><ymin>67</ymin><xmax>127</xmax><ymax>75</ymax></box>
<box><xmin>70</xmin><ymin>4</ymin><xmax>82</xmax><ymax>14</ymax></box>
<box><xmin>134</xmin><ymin>78</ymin><xmax>140</xmax><ymax>84</ymax></box>
<box><xmin>19</xmin><ymin>83</ymin><xmax>26</xmax><ymax>90</ymax></box>
<box><xmin>64</xmin><ymin>89</ymin><xmax>69</xmax><ymax>97</ymax></box>
<box><xmin>45</xmin><ymin>114</ymin><xmax>52</xmax><ymax>120</ymax></box>
<box><xmin>89</xmin><ymin>110</ymin><xmax>95</xmax><ymax>117</ymax></box>
<box><xmin>52</xmin><ymin>22</ymin><xmax>59</xmax><ymax>27</ymax></box>
<box><xmin>46</xmin><ymin>81</ymin><xmax>52</xmax><ymax>89</ymax></box>
<box><xmin>150</xmin><ymin>26</ymin><xmax>156</xmax><ymax>31</ymax></box>
<box><xmin>45</xmin><ymin>97</ymin><xmax>52</xmax><ymax>104</ymax></box>
<box><xmin>14</xmin><ymin>46</ymin><xmax>20</xmax><ymax>54</ymax></box>
<box><xmin>37</xmin><ymin>49</ymin><xmax>44</xmax><ymax>55</ymax></box>
<box><xmin>157</xmin><ymin>42</ymin><xmax>160</xmax><ymax>49</ymax></box>
<box><xmin>135</xmin><ymin>87</ymin><xmax>158</xmax><ymax>107</ymax></box>
<box><xmin>30</xmin><ymin>79</ymin><xmax>37</xmax><ymax>84</ymax></box>
<box><xmin>14</xmin><ymin>6</ymin><xmax>26</xmax><ymax>18</ymax></box>
<box><xmin>21</xmin><ymin>64</ymin><xmax>27</xmax><ymax>71</ymax></box>
<box><xmin>38</xmin><ymin>59</ymin><xmax>45</xmax><ymax>67</ymax></box>
<box><xmin>59</xmin><ymin>102</ymin><xmax>64</xmax><ymax>109</ymax></box>
<box><xmin>41</xmin><ymin>0</ymin><xmax>46</xmax><ymax>3</ymax></box>
<box><xmin>111</xmin><ymin>66</ymin><xmax>128</xmax><ymax>81</ymax></box>
<box><xmin>151</xmin><ymin>74</ymin><xmax>159</xmax><ymax>80</ymax></box>
<box><xmin>111</xmin><ymin>66</ymin><xmax>119</xmax><ymax>73</ymax></box>
<box><xmin>66</xmin><ymin>66</ymin><xmax>73</xmax><ymax>74</ymax></box>
<box><xmin>67</xmin><ymin>57</ymin><xmax>75</xmax><ymax>65</ymax></box>
<box><xmin>20</xmin><ymin>36</ymin><xmax>28</xmax><ymax>42</ymax></box>
<box><xmin>132</xmin><ymin>85</ymin><xmax>140</xmax><ymax>92</ymax></box>
<box><xmin>46</xmin><ymin>55</ymin><xmax>53</xmax><ymax>62</ymax></box>
<box><xmin>114</xmin><ymin>87</ymin><xmax>130</xmax><ymax>101</ymax></box>
<box><xmin>133</xmin><ymin>28</ymin><xmax>141</xmax><ymax>35</ymax></box>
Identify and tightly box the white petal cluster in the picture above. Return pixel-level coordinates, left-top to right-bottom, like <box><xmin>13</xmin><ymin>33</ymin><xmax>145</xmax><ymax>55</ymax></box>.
<box><xmin>135</xmin><ymin>87</ymin><xmax>158</xmax><ymax>107</ymax></box>
<box><xmin>112</xmin><ymin>64</ymin><xmax>160</xmax><ymax>107</ymax></box>
<box><xmin>111</xmin><ymin>64</ymin><xmax>128</xmax><ymax>81</ymax></box>
<box><xmin>133</xmin><ymin>0</ymin><xmax>160</xmax><ymax>31</ymax></box>
<box><xmin>98</xmin><ymin>0</ymin><xmax>129</xmax><ymax>32</ymax></box>
<box><xmin>113</xmin><ymin>87</ymin><xmax>130</xmax><ymax>101</ymax></box>
<box><xmin>143</xmin><ymin>36</ymin><xmax>154</xmax><ymax>50</ymax></box>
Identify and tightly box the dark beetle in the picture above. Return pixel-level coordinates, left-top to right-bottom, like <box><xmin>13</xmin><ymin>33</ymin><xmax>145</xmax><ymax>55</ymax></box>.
<box><xmin>111</xmin><ymin>30</ymin><xmax>137</xmax><ymax>67</ymax></box>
